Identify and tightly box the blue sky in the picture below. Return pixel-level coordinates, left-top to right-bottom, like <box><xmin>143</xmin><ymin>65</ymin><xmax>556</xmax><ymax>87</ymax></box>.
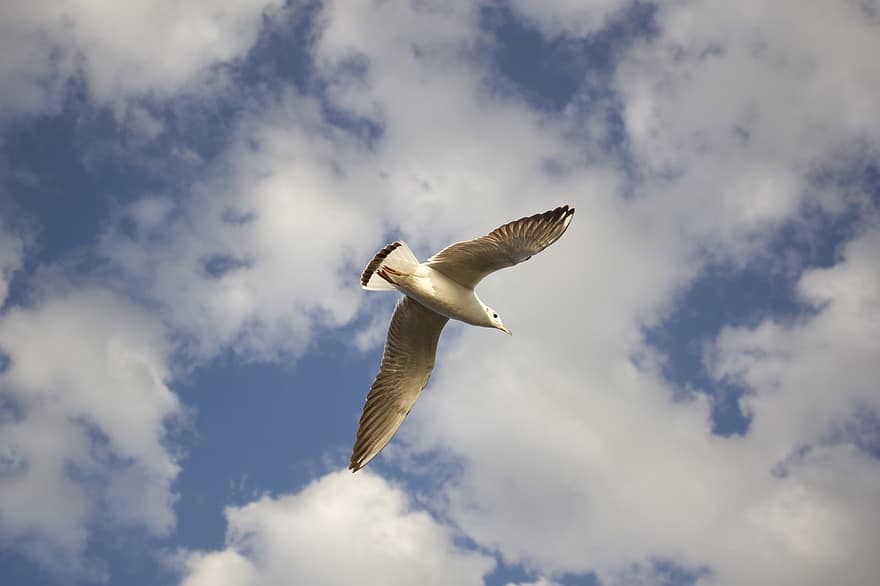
<box><xmin>1</xmin><ymin>2</ymin><xmax>879</xmax><ymax>585</ymax></box>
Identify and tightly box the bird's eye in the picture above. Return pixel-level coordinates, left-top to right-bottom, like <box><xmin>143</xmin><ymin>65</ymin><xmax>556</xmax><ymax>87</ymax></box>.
<box><xmin>493</xmin><ymin>313</ymin><xmax>498</xmax><ymax>318</ymax></box>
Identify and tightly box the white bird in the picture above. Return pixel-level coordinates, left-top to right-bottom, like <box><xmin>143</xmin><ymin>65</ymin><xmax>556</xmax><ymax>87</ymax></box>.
<box><xmin>349</xmin><ymin>205</ymin><xmax>575</xmax><ymax>471</ymax></box>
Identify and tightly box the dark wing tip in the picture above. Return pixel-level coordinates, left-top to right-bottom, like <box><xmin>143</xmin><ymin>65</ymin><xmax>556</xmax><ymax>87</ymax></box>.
<box><xmin>529</xmin><ymin>204</ymin><xmax>575</xmax><ymax>236</ymax></box>
<box><xmin>349</xmin><ymin>449</ymin><xmax>366</xmax><ymax>472</ymax></box>
<box><xmin>349</xmin><ymin>438</ymin><xmax>374</xmax><ymax>471</ymax></box>
<box><xmin>561</xmin><ymin>204</ymin><xmax>575</xmax><ymax>225</ymax></box>
<box><xmin>526</xmin><ymin>204</ymin><xmax>574</xmax><ymax>251</ymax></box>
<box><xmin>349</xmin><ymin>441</ymin><xmax>367</xmax><ymax>472</ymax></box>
<box><xmin>521</xmin><ymin>204</ymin><xmax>574</xmax><ymax>225</ymax></box>
<box><xmin>551</xmin><ymin>204</ymin><xmax>575</xmax><ymax>221</ymax></box>
<box><xmin>552</xmin><ymin>204</ymin><xmax>575</xmax><ymax>227</ymax></box>
<box><xmin>349</xmin><ymin>445</ymin><xmax>378</xmax><ymax>473</ymax></box>
<box><xmin>488</xmin><ymin>204</ymin><xmax>575</xmax><ymax>258</ymax></box>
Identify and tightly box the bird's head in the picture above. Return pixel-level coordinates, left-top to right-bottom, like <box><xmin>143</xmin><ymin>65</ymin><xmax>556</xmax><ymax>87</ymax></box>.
<box><xmin>485</xmin><ymin>305</ymin><xmax>511</xmax><ymax>335</ymax></box>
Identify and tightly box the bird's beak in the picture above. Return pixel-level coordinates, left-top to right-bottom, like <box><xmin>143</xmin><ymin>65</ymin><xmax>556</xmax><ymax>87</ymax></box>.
<box><xmin>499</xmin><ymin>325</ymin><xmax>512</xmax><ymax>335</ymax></box>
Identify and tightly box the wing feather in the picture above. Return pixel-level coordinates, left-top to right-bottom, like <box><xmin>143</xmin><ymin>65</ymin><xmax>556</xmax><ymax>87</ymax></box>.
<box><xmin>425</xmin><ymin>205</ymin><xmax>575</xmax><ymax>288</ymax></box>
<box><xmin>349</xmin><ymin>296</ymin><xmax>449</xmax><ymax>471</ymax></box>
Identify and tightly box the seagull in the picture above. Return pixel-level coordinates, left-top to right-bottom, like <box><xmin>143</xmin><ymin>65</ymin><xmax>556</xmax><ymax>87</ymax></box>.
<box><xmin>349</xmin><ymin>204</ymin><xmax>575</xmax><ymax>471</ymax></box>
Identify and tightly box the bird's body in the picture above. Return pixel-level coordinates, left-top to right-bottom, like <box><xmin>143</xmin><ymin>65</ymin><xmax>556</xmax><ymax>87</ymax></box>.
<box><xmin>349</xmin><ymin>204</ymin><xmax>575</xmax><ymax>471</ymax></box>
<box><xmin>381</xmin><ymin>263</ymin><xmax>493</xmax><ymax>327</ymax></box>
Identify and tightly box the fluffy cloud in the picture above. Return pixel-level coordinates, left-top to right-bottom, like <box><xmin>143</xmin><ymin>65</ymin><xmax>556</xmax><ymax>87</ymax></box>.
<box><xmin>98</xmin><ymin>92</ymin><xmax>387</xmax><ymax>362</ymax></box>
<box><xmin>711</xmin><ymin>227</ymin><xmax>880</xmax><ymax>453</ymax></box>
<box><xmin>507</xmin><ymin>0</ymin><xmax>633</xmax><ymax>37</ymax></box>
<box><xmin>3</xmin><ymin>1</ymin><xmax>879</xmax><ymax>584</ymax></box>
<box><xmin>0</xmin><ymin>224</ymin><xmax>23</xmax><ymax>307</ymax></box>
<box><xmin>299</xmin><ymin>2</ymin><xmax>880</xmax><ymax>586</ymax></box>
<box><xmin>505</xmin><ymin>579</ymin><xmax>562</xmax><ymax>586</ymax></box>
<box><xmin>0</xmin><ymin>288</ymin><xmax>181</xmax><ymax>570</ymax></box>
<box><xmin>120</xmin><ymin>4</ymin><xmax>877</xmax><ymax>584</ymax></box>
<box><xmin>0</xmin><ymin>0</ymin><xmax>282</xmax><ymax>116</ymax></box>
<box><xmin>96</xmin><ymin>0</ymin><xmax>617</xmax><ymax>363</ymax></box>
<box><xmin>613</xmin><ymin>0</ymin><xmax>880</xmax><ymax>259</ymax></box>
<box><xmin>315</xmin><ymin>0</ymin><xmax>564</xmax><ymax>240</ymax></box>
<box><xmin>404</xmin><ymin>254</ymin><xmax>880</xmax><ymax>585</ymax></box>
<box><xmin>703</xmin><ymin>227</ymin><xmax>880</xmax><ymax>586</ymax></box>
<box><xmin>176</xmin><ymin>470</ymin><xmax>494</xmax><ymax>586</ymax></box>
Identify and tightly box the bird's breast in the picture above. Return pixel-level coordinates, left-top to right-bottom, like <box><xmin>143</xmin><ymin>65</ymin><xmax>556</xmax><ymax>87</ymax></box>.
<box><xmin>397</xmin><ymin>265</ymin><xmax>486</xmax><ymax>325</ymax></box>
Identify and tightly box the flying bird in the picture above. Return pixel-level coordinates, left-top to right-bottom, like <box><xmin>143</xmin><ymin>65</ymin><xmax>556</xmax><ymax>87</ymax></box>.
<box><xmin>349</xmin><ymin>204</ymin><xmax>575</xmax><ymax>471</ymax></box>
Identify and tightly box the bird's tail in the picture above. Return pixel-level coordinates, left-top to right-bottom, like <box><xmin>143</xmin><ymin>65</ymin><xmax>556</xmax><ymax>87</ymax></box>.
<box><xmin>360</xmin><ymin>241</ymin><xmax>419</xmax><ymax>291</ymax></box>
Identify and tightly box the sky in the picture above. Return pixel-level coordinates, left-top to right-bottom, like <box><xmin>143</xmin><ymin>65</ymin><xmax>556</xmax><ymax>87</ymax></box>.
<box><xmin>0</xmin><ymin>1</ymin><xmax>879</xmax><ymax>585</ymax></box>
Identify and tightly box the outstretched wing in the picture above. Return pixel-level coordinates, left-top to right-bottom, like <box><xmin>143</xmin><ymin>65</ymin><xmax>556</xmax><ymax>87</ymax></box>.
<box><xmin>350</xmin><ymin>296</ymin><xmax>449</xmax><ymax>472</ymax></box>
<box><xmin>425</xmin><ymin>205</ymin><xmax>575</xmax><ymax>288</ymax></box>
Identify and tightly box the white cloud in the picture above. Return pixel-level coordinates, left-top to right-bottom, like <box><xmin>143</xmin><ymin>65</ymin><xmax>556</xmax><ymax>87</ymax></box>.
<box><xmin>0</xmin><ymin>223</ymin><xmax>23</xmax><ymax>307</ymax></box>
<box><xmin>3</xmin><ymin>1</ymin><xmax>878</xmax><ymax>584</ymax></box>
<box><xmin>91</xmin><ymin>0</ymin><xmax>629</xmax><ymax>366</ymax></box>
<box><xmin>399</xmin><ymin>226</ymin><xmax>880</xmax><ymax>586</ymax></box>
<box><xmin>176</xmin><ymin>470</ymin><xmax>494</xmax><ymax>586</ymax></box>
<box><xmin>112</xmin><ymin>4</ymin><xmax>877</xmax><ymax>584</ymax></box>
<box><xmin>505</xmin><ymin>579</ymin><xmax>562</xmax><ymax>586</ymax></box>
<box><xmin>613</xmin><ymin>0</ymin><xmax>880</xmax><ymax>261</ymax></box>
<box><xmin>0</xmin><ymin>0</ymin><xmax>283</xmax><ymax>116</ymax></box>
<box><xmin>710</xmin><ymin>226</ymin><xmax>880</xmax><ymax>453</ymax></box>
<box><xmin>507</xmin><ymin>0</ymin><xmax>633</xmax><ymax>38</ymax></box>
<box><xmin>299</xmin><ymin>2</ymin><xmax>880</xmax><ymax>586</ymax></box>
<box><xmin>98</xmin><ymin>92</ymin><xmax>388</xmax><ymax>362</ymax></box>
<box><xmin>0</xmin><ymin>288</ymin><xmax>181</xmax><ymax>569</ymax></box>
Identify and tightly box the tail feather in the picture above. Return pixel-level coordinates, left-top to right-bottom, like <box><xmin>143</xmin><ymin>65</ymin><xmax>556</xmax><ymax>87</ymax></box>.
<box><xmin>361</xmin><ymin>241</ymin><xmax>419</xmax><ymax>291</ymax></box>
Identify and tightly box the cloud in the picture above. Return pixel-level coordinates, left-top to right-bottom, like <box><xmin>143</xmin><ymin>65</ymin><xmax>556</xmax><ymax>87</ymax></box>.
<box><xmin>93</xmin><ymin>0</ymin><xmax>598</xmax><ymax>365</ymax></box>
<box><xmin>90</xmin><ymin>0</ymin><xmax>627</xmax><ymax>368</ymax></box>
<box><xmin>98</xmin><ymin>91</ymin><xmax>388</xmax><ymax>362</ymax></box>
<box><xmin>705</xmin><ymin>226</ymin><xmax>880</xmax><ymax>583</ymax></box>
<box><xmin>612</xmin><ymin>0</ymin><xmax>880</xmax><ymax>260</ymax></box>
<box><xmin>398</xmin><ymin>224</ymin><xmax>880</xmax><ymax>586</ymax></box>
<box><xmin>0</xmin><ymin>288</ymin><xmax>181</xmax><ymax>570</ymax></box>
<box><xmin>505</xmin><ymin>579</ymin><xmax>562</xmax><ymax>586</ymax></box>
<box><xmin>0</xmin><ymin>223</ymin><xmax>23</xmax><ymax>307</ymax></box>
<box><xmin>0</xmin><ymin>0</ymin><xmax>283</xmax><ymax>116</ymax></box>
<box><xmin>125</xmin><ymin>4</ymin><xmax>877</xmax><ymax>584</ymax></box>
<box><xmin>298</xmin><ymin>2</ymin><xmax>880</xmax><ymax>585</ymax></box>
<box><xmin>507</xmin><ymin>0</ymin><xmax>633</xmax><ymax>37</ymax></box>
<box><xmin>710</xmin><ymin>226</ymin><xmax>880</xmax><ymax>452</ymax></box>
<box><xmin>175</xmin><ymin>470</ymin><xmax>494</xmax><ymax>586</ymax></box>
<box><xmin>3</xmin><ymin>1</ymin><xmax>879</xmax><ymax>584</ymax></box>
